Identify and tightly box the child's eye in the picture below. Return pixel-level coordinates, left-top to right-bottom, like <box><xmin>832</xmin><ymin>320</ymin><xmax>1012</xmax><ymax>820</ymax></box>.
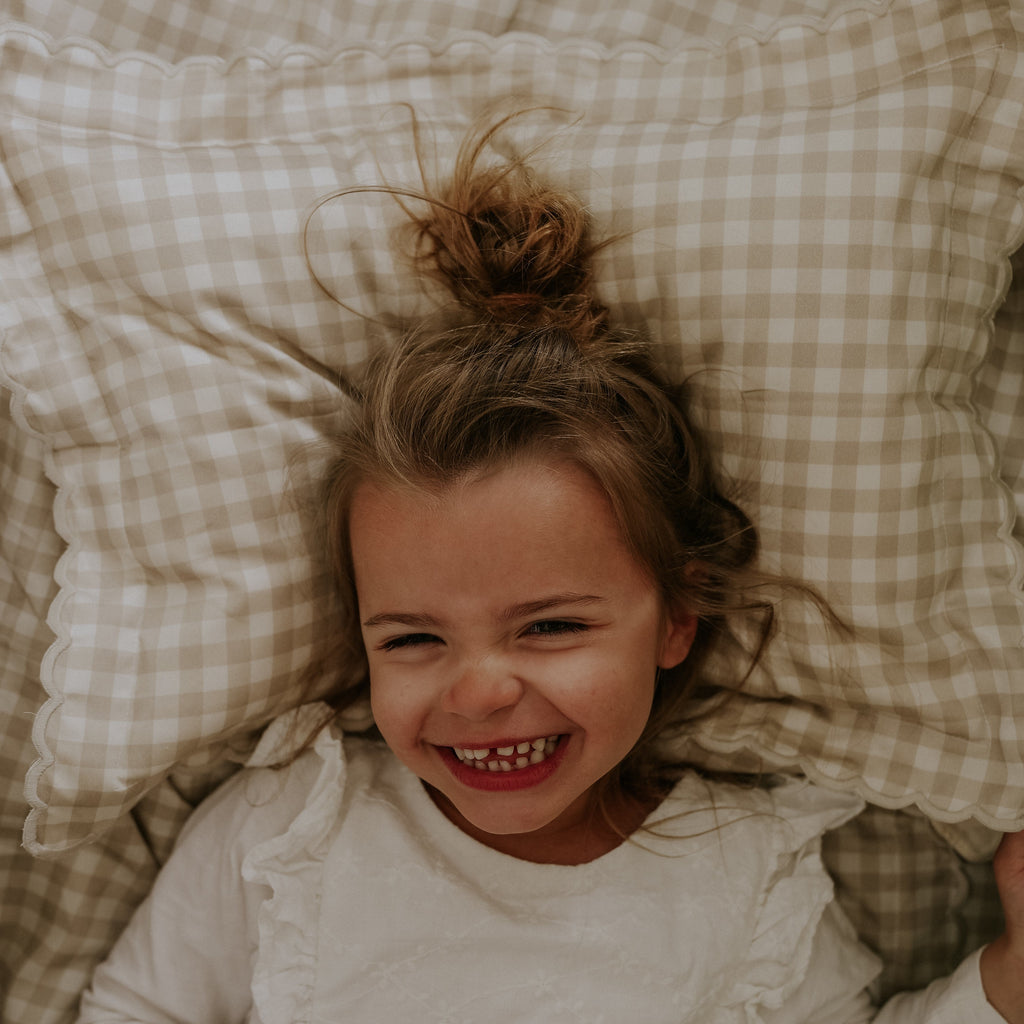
<box><xmin>379</xmin><ymin>633</ymin><xmax>440</xmax><ymax>652</ymax></box>
<box><xmin>525</xmin><ymin>620</ymin><xmax>588</xmax><ymax>639</ymax></box>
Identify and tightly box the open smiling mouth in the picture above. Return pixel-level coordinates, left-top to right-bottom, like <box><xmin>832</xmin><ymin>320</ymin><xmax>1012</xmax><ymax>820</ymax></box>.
<box><xmin>452</xmin><ymin>735</ymin><xmax>561</xmax><ymax>772</ymax></box>
<box><xmin>438</xmin><ymin>735</ymin><xmax>566</xmax><ymax>790</ymax></box>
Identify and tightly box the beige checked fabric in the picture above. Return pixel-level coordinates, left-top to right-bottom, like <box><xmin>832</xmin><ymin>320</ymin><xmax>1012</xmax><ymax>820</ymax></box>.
<box><xmin>2</xmin><ymin>0</ymin><xmax>1021</xmax><ymax>858</ymax></box>
<box><xmin>822</xmin><ymin>804</ymin><xmax>1004</xmax><ymax>1002</ymax></box>
<box><xmin>0</xmin><ymin>0</ymin><xmax>1022</xmax><ymax>1018</ymax></box>
<box><xmin>0</xmin><ymin>0</ymin><xmax>899</xmax><ymax>60</ymax></box>
<box><xmin>977</xmin><ymin>243</ymin><xmax>1024</xmax><ymax>545</ymax></box>
<box><xmin>0</xmin><ymin>399</ymin><xmax>236</xmax><ymax>1022</ymax></box>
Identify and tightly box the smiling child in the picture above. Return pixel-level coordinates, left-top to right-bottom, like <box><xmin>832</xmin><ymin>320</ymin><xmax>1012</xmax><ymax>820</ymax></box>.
<box><xmin>77</xmin><ymin>116</ymin><xmax>1024</xmax><ymax>1024</ymax></box>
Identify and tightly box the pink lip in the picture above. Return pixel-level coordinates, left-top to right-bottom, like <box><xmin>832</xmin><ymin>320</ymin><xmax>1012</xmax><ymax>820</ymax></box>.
<box><xmin>435</xmin><ymin>737</ymin><xmax>568</xmax><ymax>792</ymax></box>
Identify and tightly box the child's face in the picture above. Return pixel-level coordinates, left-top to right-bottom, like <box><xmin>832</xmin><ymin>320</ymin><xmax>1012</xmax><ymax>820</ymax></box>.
<box><xmin>348</xmin><ymin>458</ymin><xmax>695</xmax><ymax>858</ymax></box>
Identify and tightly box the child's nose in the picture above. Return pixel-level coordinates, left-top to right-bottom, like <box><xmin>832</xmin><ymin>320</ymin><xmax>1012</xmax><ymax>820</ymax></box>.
<box><xmin>441</xmin><ymin>655</ymin><xmax>524</xmax><ymax>720</ymax></box>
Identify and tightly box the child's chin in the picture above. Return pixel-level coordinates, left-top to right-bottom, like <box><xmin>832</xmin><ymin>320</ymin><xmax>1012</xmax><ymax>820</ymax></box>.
<box><xmin>431</xmin><ymin>784</ymin><xmax>570</xmax><ymax>840</ymax></box>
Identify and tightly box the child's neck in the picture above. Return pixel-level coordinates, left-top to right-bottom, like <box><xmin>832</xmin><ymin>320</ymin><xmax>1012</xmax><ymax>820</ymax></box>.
<box><xmin>426</xmin><ymin>785</ymin><xmax>660</xmax><ymax>865</ymax></box>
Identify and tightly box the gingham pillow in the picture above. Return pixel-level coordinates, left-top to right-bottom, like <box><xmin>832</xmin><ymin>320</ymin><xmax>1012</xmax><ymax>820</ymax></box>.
<box><xmin>1</xmin><ymin>0</ymin><xmax>1023</xmax><ymax>855</ymax></box>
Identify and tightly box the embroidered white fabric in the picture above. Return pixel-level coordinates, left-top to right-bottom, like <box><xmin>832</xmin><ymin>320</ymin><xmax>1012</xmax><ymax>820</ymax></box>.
<box><xmin>77</xmin><ymin>710</ymin><xmax>1003</xmax><ymax>1023</ymax></box>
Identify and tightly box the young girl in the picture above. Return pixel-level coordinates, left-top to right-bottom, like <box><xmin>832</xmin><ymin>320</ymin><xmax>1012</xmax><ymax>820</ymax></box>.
<box><xmin>77</xmin><ymin>120</ymin><xmax>1024</xmax><ymax>1023</ymax></box>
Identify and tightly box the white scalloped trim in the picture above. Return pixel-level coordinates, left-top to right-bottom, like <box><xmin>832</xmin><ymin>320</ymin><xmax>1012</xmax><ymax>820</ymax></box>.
<box><xmin>0</xmin><ymin>0</ymin><xmax>896</xmax><ymax>77</ymax></box>
<box><xmin>0</xmin><ymin>340</ymin><xmax>84</xmax><ymax>856</ymax></box>
<box><xmin>980</xmin><ymin>210</ymin><xmax>1024</xmax><ymax>615</ymax></box>
<box><xmin>684</xmin><ymin>730</ymin><xmax>1024</xmax><ymax>833</ymax></box>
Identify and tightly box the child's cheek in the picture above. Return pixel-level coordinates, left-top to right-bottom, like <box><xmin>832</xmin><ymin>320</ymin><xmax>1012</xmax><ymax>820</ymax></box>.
<box><xmin>370</xmin><ymin>660</ymin><xmax>438</xmax><ymax>740</ymax></box>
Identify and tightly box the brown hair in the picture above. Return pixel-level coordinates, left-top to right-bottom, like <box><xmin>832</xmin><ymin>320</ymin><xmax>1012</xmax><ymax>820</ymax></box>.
<box><xmin>301</xmin><ymin>115</ymin><xmax>835</xmax><ymax>812</ymax></box>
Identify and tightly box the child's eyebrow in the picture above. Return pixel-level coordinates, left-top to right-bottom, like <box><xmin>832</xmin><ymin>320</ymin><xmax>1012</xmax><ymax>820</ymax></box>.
<box><xmin>499</xmin><ymin>594</ymin><xmax>607</xmax><ymax>622</ymax></box>
<box><xmin>361</xmin><ymin>594</ymin><xmax>606</xmax><ymax>631</ymax></box>
<box><xmin>361</xmin><ymin>612</ymin><xmax>441</xmax><ymax>630</ymax></box>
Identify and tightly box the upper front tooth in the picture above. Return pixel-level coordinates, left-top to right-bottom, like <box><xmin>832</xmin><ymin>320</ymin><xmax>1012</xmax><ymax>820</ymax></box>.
<box><xmin>459</xmin><ymin>739</ymin><xmax>559</xmax><ymax>762</ymax></box>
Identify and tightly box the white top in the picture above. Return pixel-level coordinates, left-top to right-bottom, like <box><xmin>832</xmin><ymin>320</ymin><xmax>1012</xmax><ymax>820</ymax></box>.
<box><xmin>77</xmin><ymin>709</ymin><xmax>1005</xmax><ymax>1024</ymax></box>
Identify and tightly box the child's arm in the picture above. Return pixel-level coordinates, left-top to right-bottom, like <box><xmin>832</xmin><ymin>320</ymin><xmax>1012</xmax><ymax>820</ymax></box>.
<box><xmin>75</xmin><ymin>769</ymin><xmax>269</xmax><ymax>1024</ymax></box>
<box><xmin>855</xmin><ymin>830</ymin><xmax>1024</xmax><ymax>1024</ymax></box>
<box><xmin>76</xmin><ymin>855</ymin><xmax>257</xmax><ymax>1024</ymax></box>
<box><xmin>761</xmin><ymin>832</ymin><xmax>1024</xmax><ymax>1024</ymax></box>
<box><xmin>979</xmin><ymin>830</ymin><xmax>1024</xmax><ymax>1023</ymax></box>
<box><xmin>75</xmin><ymin>755</ymin><xmax>320</xmax><ymax>1024</ymax></box>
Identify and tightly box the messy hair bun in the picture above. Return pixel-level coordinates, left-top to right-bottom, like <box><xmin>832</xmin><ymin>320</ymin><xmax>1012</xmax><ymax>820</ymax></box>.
<box><xmin>403</xmin><ymin>119</ymin><xmax>610</xmax><ymax>345</ymax></box>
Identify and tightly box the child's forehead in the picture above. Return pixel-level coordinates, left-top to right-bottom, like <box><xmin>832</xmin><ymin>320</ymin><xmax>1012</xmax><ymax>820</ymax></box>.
<box><xmin>356</xmin><ymin>455</ymin><xmax>605</xmax><ymax>512</ymax></box>
<box><xmin>349</xmin><ymin>457</ymin><xmax>661</xmax><ymax>620</ymax></box>
<box><xmin>349</xmin><ymin>458</ymin><xmax>628</xmax><ymax>559</ymax></box>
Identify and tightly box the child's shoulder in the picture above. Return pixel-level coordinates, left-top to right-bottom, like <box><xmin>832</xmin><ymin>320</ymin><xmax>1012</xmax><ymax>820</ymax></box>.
<box><xmin>650</xmin><ymin>770</ymin><xmax>865</xmax><ymax>857</ymax></box>
<box><xmin>174</xmin><ymin>705</ymin><xmax>374</xmax><ymax>860</ymax></box>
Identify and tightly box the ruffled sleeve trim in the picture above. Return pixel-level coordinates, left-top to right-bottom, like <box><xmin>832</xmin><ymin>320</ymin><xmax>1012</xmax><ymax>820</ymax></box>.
<box><xmin>716</xmin><ymin>780</ymin><xmax>875</xmax><ymax>1018</ymax></box>
<box><xmin>241</xmin><ymin>704</ymin><xmax>347</xmax><ymax>1024</ymax></box>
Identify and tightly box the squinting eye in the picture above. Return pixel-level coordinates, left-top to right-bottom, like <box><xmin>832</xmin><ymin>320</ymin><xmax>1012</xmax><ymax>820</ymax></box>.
<box><xmin>526</xmin><ymin>620</ymin><xmax>588</xmax><ymax>638</ymax></box>
<box><xmin>379</xmin><ymin>633</ymin><xmax>440</xmax><ymax>652</ymax></box>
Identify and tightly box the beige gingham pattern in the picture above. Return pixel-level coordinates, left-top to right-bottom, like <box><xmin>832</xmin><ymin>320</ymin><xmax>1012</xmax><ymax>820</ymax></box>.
<box><xmin>976</xmin><ymin>243</ymin><xmax>1024</xmax><ymax>545</ymax></box>
<box><xmin>1</xmin><ymin>0</ymin><xmax>1022</xmax><ymax>859</ymax></box>
<box><xmin>0</xmin><ymin>401</ymin><xmax>145</xmax><ymax>1022</ymax></box>
<box><xmin>0</xmin><ymin>0</ymin><xmax>895</xmax><ymax>61</ymax></box>
<box><xmin>0</xmin><ymin>0</ymin><xmax>1021</xmax><ymax>1018</ymax></box>
<box><xmin>822</xmin><ymin>804</ymin><xmax>1004</xmax><ymax>1002</ymax></box>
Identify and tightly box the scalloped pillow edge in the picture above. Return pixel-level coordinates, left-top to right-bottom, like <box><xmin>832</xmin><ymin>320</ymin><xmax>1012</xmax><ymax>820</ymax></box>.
<box><xmin>0</xmin><ymin>0</ymin><xmax>897</xmax><ymax>76</ymax></box>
